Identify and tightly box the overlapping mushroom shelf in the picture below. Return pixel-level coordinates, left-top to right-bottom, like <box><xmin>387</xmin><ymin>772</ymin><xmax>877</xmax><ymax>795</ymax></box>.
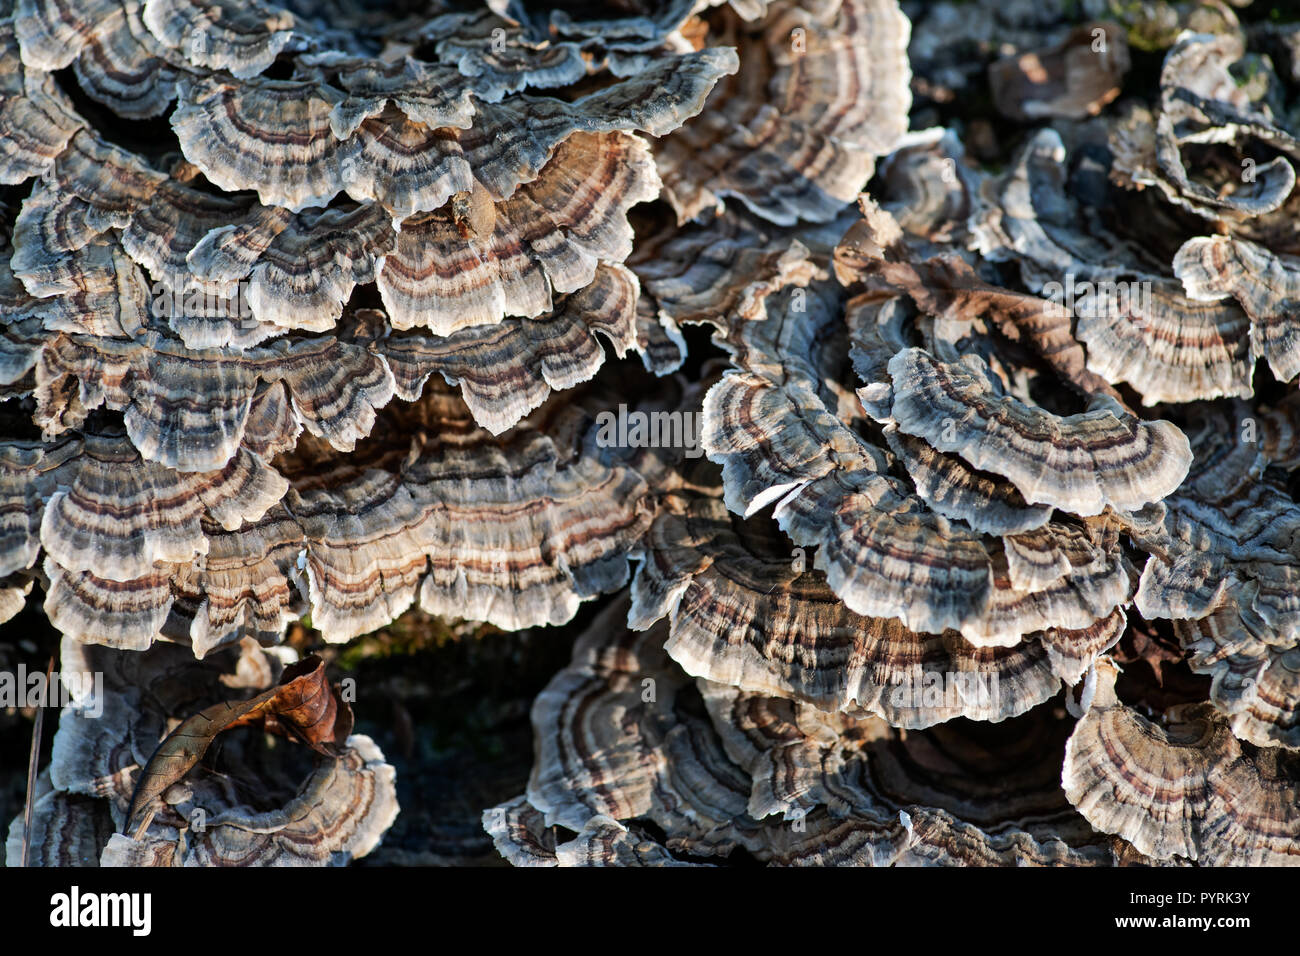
<box><xmin>485</xmin><ymin>7</ymin><xmax>1300</xmax><ymax>864</ymax></box>
<box><xmin>10</xmin><ymin>635</ymin><xmax>399</xmax><ymax>866</ymax></box>
<box><xmin>3</xmin><ymin>0</ymin><xmax>1299</xmax><ymax>867</ymax></box>
<box><xmin>1</xmin><ymin>0</ymin><xmax>920</xmax><ymax>866</ymax></box>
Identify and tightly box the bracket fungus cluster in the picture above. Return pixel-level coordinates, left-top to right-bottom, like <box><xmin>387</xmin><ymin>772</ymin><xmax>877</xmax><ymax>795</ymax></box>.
<box><xmin>2</xmin><ymin>0</ymin><xmax>1298</xmax><ymax>868</ymax></box>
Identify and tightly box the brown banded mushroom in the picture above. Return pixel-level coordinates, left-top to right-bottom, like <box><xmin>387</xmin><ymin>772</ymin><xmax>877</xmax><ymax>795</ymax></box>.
<box><xmin>654</xmin><ymin>0</ymin><xmax>911</xmax><ymax>226</ymax></box>
<box><xmin>71</xmin><ymin>1</ymin><xmax>180</xmax><ymax>120</ymax></box>
<box><xmin>375</xmin><ymin>131</ymin><xmax>661</xmax><ymax>334</ymax></box>
<box><xmin>630</xmin><ymin>486</ymin><xmax>1124</xmax><ymax>725</ymax></box>
<box><xmin>0</xmin><ymin>428</ymin><xmax>283</xmax><ymax>649</ymax></box>
<box><xmin>704</xmin><ymin>684</ymin><xmax>1135</xmax><ymax>865</ymax></box>
<box><xmin>0</xmin><ymin>18</ymin><xmax>83</xmax><ymax>185</ymax></box>
<box><xmin>631</xmin><ymin>204</ymin><xmax>839</xmax><ymax>330</ymax></box>
<box><xmin>883</xmin><ymin>347</ymin><xmax>1192</xmax><ymax>516</ymax></box>
<box><xmin>1064</xmin><ymin>658</ymin><xmax>1300</xmax><ymax>864</ymax></box>
<box><xmin>32</xmin><ymin>328</ymin><xmax>396</xmax><ymax>471</ymax></box>
<box><xmin>1110</xmin><ymin>33</ymin><xmax>1300</xmax><ymax>221</ymax></box>
<box><xmin>839</xmin><ymin>195</ymin><xmax>1124</xmax><ymax>402</ymax></box>
<box><xmin>170</xmin><ymin>51</ymin><xmax>734</xmax><ymax>215</ymax></box>
<box><xmin>1174</xmin><ymin>597</ymin><xmax>1300</xmax><ymax>751</ymax></box>
<box><xmin>7</xmin><ymin>0</ymin><xmax>1299</xmax><ymax>872</ymax></box>
<box><xmin>699</xmin><ymin>266</ymin><xmax>1143</xmax><ymax>643</ymax></box>
<box><xmin>490</xmin><ymin>0</ymin><xmax>699</xmax><ymax>49</ymax></box>
<box><xmin>379</xmin><ymin>263</ymin><xmax>641</xmax><ymax>434</ymax></box>
<box><xmin>17</xmin><ymin>379</ymin><xmax>660</xmax><ymax>653</ymax></box>
<box><xmin>6</xmin><ymin>636</ymin><xmax>398</xmax><ymax>866</ymax></box>
<box><xmin>970</xmin><ymin>129</ymin><xmax>1256</xmax><ymax>405</ymax></box>
<box><xmin>141</xmin><ymin>0</ymin><xmax>297</xmax><ymax>79</ymax></box>
<box><xmin>1135</xmin><ymin>401</ymin><xmax>1300</xmax><ymax>642</ymax></box>
<box><xmin>1175</xmin><ymin>235</ymin><xmax>1300</xmax><ymax>384</ymax></box>
<box><xmin>523</xmin><ymin>598</ymin><xmax>770</xmax><ymax>860</ymax></box>
<box><xmin>422</xmin><ymin>10</ymin><xmax>590</xmax><ymax>101</ymax></box>
<box><xmin>498</xmin><ymin>590</ymin><xmax>1136</xmax><ymax>866</ymax></box>
<box><xmin>482</xmin><ymin>795</ymin><xmax>560</xmax><ymax>867</ymax></box>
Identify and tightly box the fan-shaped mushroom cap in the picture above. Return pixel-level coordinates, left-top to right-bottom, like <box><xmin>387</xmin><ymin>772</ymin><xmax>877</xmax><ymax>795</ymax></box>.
<box><xmin>13</xmin><ymin>0</ymin><xmax>121</xmax><ymax>70</ymax></box>
<box><xmin>1109</xmin><ymin>33</ymin><xmax>1300</xmax><ymax>221</ymax></box>
<box><xmin>223</xmin><ymin>204</ymin><xmax>395</xmax><ymax>334</ymax></box>
<box><xmin>3</xmin><ymin>241</ymin><xmax>151</xmax><ymax>349</ymax></box>
<box><xmin>491</xmin><ymin>0</ymin><xmax>698</xmax><ymax>49</ymax></box>
<box><xmin>286</xmin><ymin>389</ymin><xmax>652</xmax><ymax>640</ymax></box>
<box><xmin>971</xmin><ymin>127</ymin><xmax>1154</xmax><ymax>288</ymax></box>
<box><xmin>970</xmin><ymin>128</ymin><xmax>1256</xmax><ymax>405</ymax></box>
<box><xmin>1135</xmin><ymin>403</ymin><xmax>1300</xmax><ymax>640</ymax></box>
<box><xmin>118</xmin><ymin>184</ymin><xmax>392</xmax><ymax>343</ymax></box>
<box><xmin>10</xmin><ymin>138</ymin><xmax>165</xmax><ymax>297</ymax></box>
<box><xmin>72</xmin><ymin>0</ymin><xmax>179</xmax><ymax>119</ymax></box>
<box><xmin>0</xmin><ymin>427</ymin><xmax>285</xmax><ymax>650</ymax></box>
<box><xmin>708</xmin><ymin>684</ymin><xmax>1132</xmax><ymax>865</ymax></box>
<box><xmin>120</xmin><ymin>181</ymin><xmax>260</xmax><ymax>292</ymax></box>
<box><xmin>630</xmin><ymin>488</ymin><xmax>1124</xmax><ymax>726</ymax></box>
<box><xmin>1115</xmin><ymin>106</ymin><xmax>1298</xmax><ymax>221</ymax></box>
<box><xmin>43</xmin><ymin>561</ymin><xmax>176</xmax><ymax>650</ymax></box>
<box><xmin>701</xmin><ymin>284</ymin><xmax>988</xmax><ymax>634</ymax></box>
<box><xmin>837</xmin><ymin>196</ymin><xmax>1123</xmax><ymax>402</ymax></box>
<box><xmin>1174</xmin><ymin>597</ymin><xmax>1300</xmax><ymax>751</ymax></box>
<box><xmin>553</xmin><ymin>816</ymin><xmax>704</xmax><ymax>866</ymax></box>
<box><xmin>380</xmin><ymin>263</ymin><xmax>640</xmax><ymax>435</ymax></box>
<box><xmin>5</xmin><ymin>774</ymin><xmax>115</xmax><ymax>866</ymax></box>
<box><xmin>39</xmin><ymin>432</ymin><xmax>285</xmax><ymax>581</ymax></box>
<box><xmin>700</xmin><ymin>278</ymin><xmax>1136</xmax><ymax>641</ymax></box>
<box><xmin>482</xmin><ymin>795</ymin><xmax>559</xmax><ymax>867</ymax></box>
<box><xmin>174</xmin><ymin>506</ymin><xmax>306</xmax><ymax>658</ymax></box>
<box><xmin>483</xmin><ymin>795</ymin><xmax>703</xmax><ymax>867</ymax></box>
<box><xmin>0</xmin><ymin>436</ymin><xmax>82</xmax><ymax>579</ymax></box>
<box><xmin>1064</xmin><ymin>658</ymin><xmax>1300</xmax><ymax>864</ymax></box>
<box><xmin>171</xmin><ymin>50</ymin><xmax>733</xmax><ymax>215</ymax></box>
<box><xmin>376</xmin><ymin>131</ymin><xmax>659</xmax><ymax>333</ymax></box>
<box><xmin>168</xmin><ymin>75</ymin><xmax>355</xmax><ymax>214</ymax></box>
<box><xmin>882</xmin><ymin>427</ymin><xmax>1052</xmax><ymax>536</ymax></box>
<box><xmin>9</xmin><ymin>376</ymin><xmax>657</xmax><ymax>653</ymax></box>
<box><xmin>141</xmin><ymin>0</ymin><xmax>295</xmax><ymax>79</ymax></box>
<box><xmin>0</xmin><ymin>575</ymin><xmax>33</xmax><ymax>624</ymax></box>
<box><xmin>631</xmin><ymin>205</ymin><xmax>837</xmax><ymax>330</ymax></box>
<box><xmin>180</xmin><ymin>203</ymin><xmax>291</xmax><ymax>288</ymax></box>
<box><xmin>422</xmin><ymin>10</ymin><xmax>589</xmax><ymax>102</ymax></box>
<box><xmin>0</xmin><ymin>19</ymin><xmax>83</xmax><ymax>184</ymax></box>
<box><xmin>328</xmin><ymin>57</ymin><xmax>478</xmax><ymax>138</ymax></box>
<box><xmin>11</xmin><ymin>243</ymin><xmax>154</xmax><ymax>345</ymax></box>
<box><xmin>655</xmin><ymin>0</ymin><xmax>911</xmax><ymax>225</ymax></box>
<box><xmin>633</xmin><ymin>297</ymin><xmax>687</xmax><ymax>375</ymax></box>
<box><xmin>525</xmin><ymin>598</ymin><xmax>768</xmax><ymax>859</ymax></box>
<box><xmin>33</xmin><ymin>329</ymin><xmax>394</xmax><ymax>471</ymax></box>
<box><xmin>1073</xmin><ymin>280</ymin><xmax>1255</xmax><ymax>406</ymax></box>
<box><xmin>491</xmin><ymin>585</ymin><xmax>1152</xmax><ymax>865</ymax></box>
<box><xmin>885</xmin><ymin>348</ymin><xmax>1192</xmax><ymax>515</ymax></box>
<box><xmin>102</xmin><ymin>733</ymin><xmax>396</xmax><ymax>865</ymax></box>
<box><xmin>1175</xmin><ymin>235</ymin><xmax>1300</xmax><ymax>383</ymax></box>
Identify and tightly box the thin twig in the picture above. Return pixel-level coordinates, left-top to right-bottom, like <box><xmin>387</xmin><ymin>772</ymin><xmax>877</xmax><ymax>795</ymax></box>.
<box><xmin>20</xmin><ymin>655</ymin><xmax>55</xmax><ymax>868</ymax></box>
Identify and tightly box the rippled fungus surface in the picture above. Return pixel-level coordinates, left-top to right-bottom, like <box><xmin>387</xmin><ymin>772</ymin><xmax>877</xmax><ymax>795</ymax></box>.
<box><xmin>1</xmin><ymin>0</ymin><xmax>1298</xmax><ymax>868</ymax></box>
